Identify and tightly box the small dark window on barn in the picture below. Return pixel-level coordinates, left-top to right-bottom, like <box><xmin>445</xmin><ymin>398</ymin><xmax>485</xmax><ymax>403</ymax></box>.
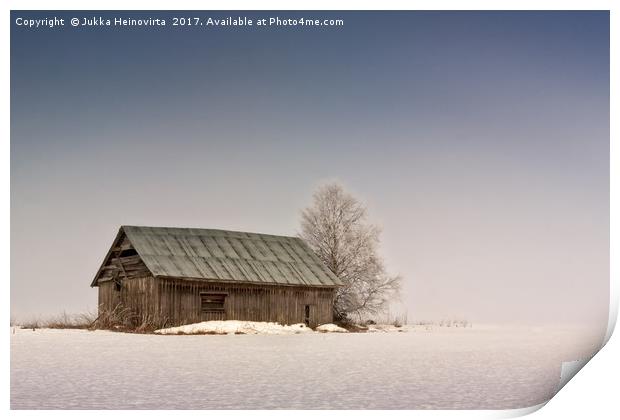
<box><xmin>200</xmin><ymin>293</ymin><xmax>226</xmax><ymax>313</ymax></box>
<box><xmin>119</xmin><ymin>248</ymin><xmax>138</xmax><ymax>258</ymax></box>
<box><xmin>114</xmin><ymin>280</ymin><xmax>122</xmax><ymax>292</ymax></box>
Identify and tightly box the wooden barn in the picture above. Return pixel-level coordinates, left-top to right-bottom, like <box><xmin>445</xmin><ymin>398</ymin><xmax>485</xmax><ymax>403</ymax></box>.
<box><xmin>91</xmin><ymin>226</ymin><xmax>342</xmax><ymax>327</ymax></box>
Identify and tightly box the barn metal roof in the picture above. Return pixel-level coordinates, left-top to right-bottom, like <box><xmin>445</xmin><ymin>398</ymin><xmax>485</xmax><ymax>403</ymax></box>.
<box><xmin>115</xmin><ymin>225</ymin><xmax>342</xmax><ymax>287</ymax></box>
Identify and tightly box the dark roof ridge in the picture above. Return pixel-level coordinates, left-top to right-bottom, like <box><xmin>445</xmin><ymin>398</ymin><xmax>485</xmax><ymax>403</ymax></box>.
<box><xmin>121</xmin><ymin>225</ymin><xmax>301</xmax><ymax>241</ymax></box>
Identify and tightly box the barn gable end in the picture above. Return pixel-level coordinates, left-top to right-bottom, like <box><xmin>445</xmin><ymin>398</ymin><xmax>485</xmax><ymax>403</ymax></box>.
<box><xmin>91</xmin><ymin>229</ymin><xmax>152</xmax><ymax>287</ymax></box>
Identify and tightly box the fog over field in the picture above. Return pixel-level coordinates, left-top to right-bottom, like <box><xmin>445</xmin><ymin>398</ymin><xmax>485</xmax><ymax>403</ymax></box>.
<box><xmin>11</xmin><ymin>12</ymin><xmax>609</xmax><ymax>330</ymax></box>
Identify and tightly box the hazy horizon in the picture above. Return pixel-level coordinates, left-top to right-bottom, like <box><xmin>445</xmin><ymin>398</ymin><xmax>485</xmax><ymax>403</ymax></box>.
<box><xmin>11</xmin><ymin>11</ymin><xmax>609</xmax><ymax>328</ymax></box>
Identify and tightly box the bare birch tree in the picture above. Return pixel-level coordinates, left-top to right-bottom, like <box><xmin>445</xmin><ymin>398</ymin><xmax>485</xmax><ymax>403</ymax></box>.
<box><xmin>300</xmin><ymin>183</ymin><xmax>401</xmax><ymax>322</ymax></box>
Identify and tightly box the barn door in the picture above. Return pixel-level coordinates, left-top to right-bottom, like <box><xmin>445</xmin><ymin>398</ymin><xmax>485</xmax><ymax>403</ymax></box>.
<box><xmin>304</xmin><ymin>305</ymin><xmax>315</xmax><ymax>327</ymax></box>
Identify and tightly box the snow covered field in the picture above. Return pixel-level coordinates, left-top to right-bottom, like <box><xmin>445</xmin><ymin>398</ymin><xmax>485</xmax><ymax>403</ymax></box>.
<box><xmin>10</xmin><ymin>325</ymin><xmax>603</xmax><ymax>409</ymax></box>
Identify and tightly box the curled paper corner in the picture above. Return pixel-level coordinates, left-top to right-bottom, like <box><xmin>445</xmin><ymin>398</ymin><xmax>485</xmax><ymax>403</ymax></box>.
<box><xmin>492</xmin><ymin>357</ymin><xmax>598</xmax><ymax>420</ymax></box>
<box><xmin>557</xmin><ymin>356</ymin><xmax>595</xmax><ymax>393</ymax></box>
<box><xmin>546</xmin><ymin>306</ymin><xmax>619</xmax><ymax>404</ymax></box>
<box><xmin>553</xmin><ymin>310</ymin><xmax>619</xmax><ymax>395</ymax></box>
<box><xmin>603</xmin><ymin>302</ymin><xmax>618</xmax><ymax>346</ymax></box>
<box><xmin>492</xmin><ymin>401</ymin><xmax>548</xmax><ymax>419</ymax></box>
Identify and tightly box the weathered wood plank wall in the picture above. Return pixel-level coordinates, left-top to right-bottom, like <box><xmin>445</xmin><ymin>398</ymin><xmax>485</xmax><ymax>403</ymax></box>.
<box><xmin>98</xmin><ymin>276</ymin><xmax>158</xmax><ymax>322</ymax></box>
<box><xmin>98</xmin><ymin>277</ymin><xmax>335</xmax><ymax>327</ymax></box>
